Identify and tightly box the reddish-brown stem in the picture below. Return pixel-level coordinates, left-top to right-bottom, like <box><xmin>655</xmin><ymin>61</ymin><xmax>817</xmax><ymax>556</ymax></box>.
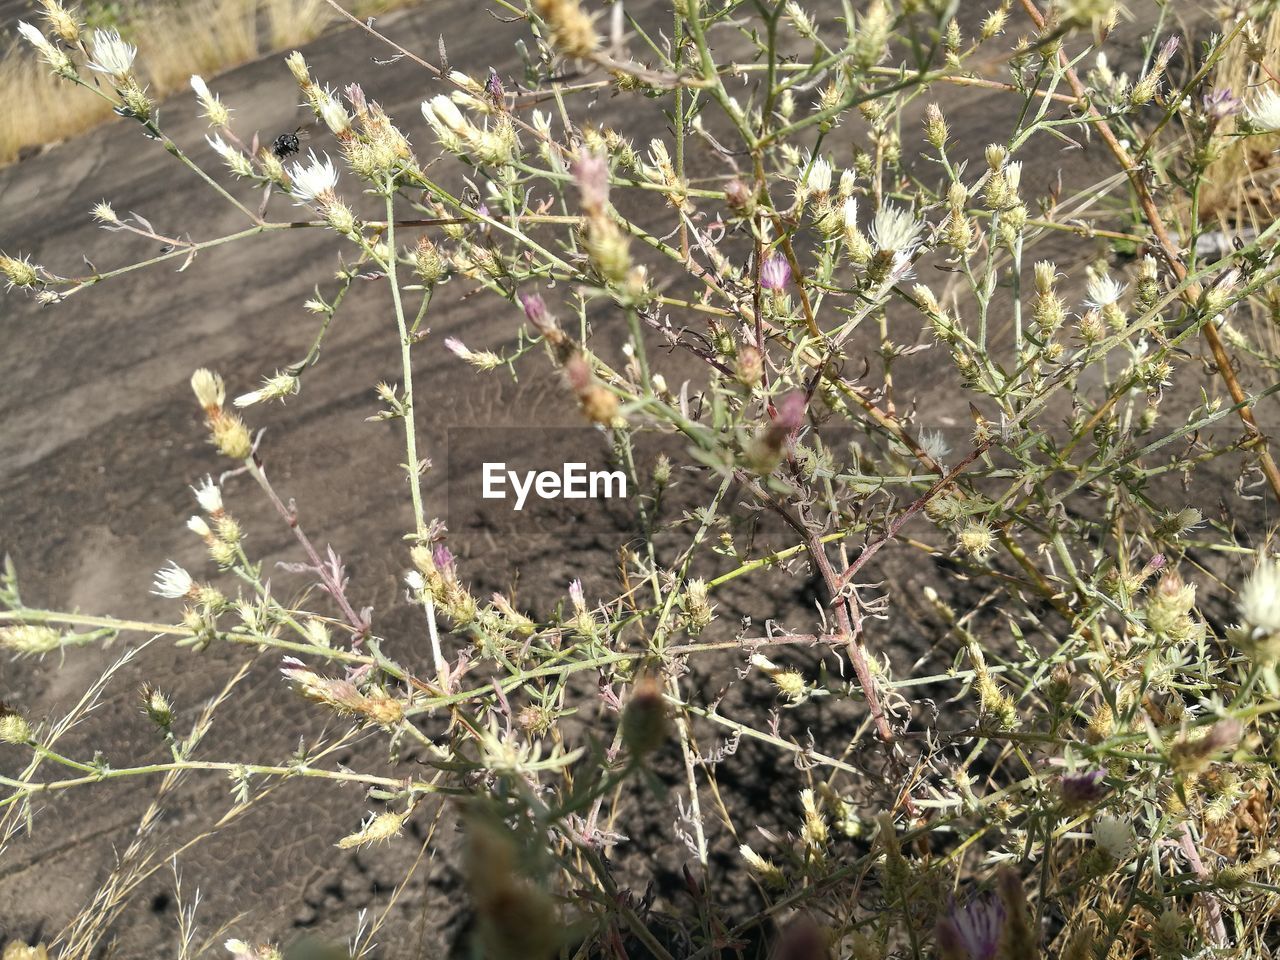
<box><xmin>248</xmin><ymin>456</ymin><xmax>370</xmax><ymax>640</ymax></box>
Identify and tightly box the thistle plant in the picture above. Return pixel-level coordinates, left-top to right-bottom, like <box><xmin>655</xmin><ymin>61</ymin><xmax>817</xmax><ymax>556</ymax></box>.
<box><xmin>7</xmin><ymin>0</ymin><xmax>1280</xmax><ymax>957</ymax></box>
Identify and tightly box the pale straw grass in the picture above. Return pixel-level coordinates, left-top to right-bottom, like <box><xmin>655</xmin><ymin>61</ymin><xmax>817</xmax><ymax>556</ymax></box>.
<box><xmin>0</xmin><ymin>0</ymin><xmax>406</xmax><ymax>167</ymax></box>
<box><xmin>131</xmin><ymin>0</ymin><xmax>260</xmax><ymax>95</ymax></box>
<box><xmin>0</xmin><ymin>54</ymin><xmax>116</xmax><ymax>165</ymax></box>
<box><xmin>1198</xmin><ymin>16</ymin><xmax>1280</xmax><ymax>355</ymax></box>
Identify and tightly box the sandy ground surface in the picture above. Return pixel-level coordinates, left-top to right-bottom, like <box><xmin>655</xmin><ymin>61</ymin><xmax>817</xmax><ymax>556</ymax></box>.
<box><xmin>0</xmin><ymin>1</ymin><xmax>1259</xmax><ymax>956</ymax></box>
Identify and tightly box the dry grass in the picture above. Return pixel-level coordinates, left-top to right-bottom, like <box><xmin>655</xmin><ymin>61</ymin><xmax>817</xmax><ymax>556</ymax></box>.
<box><xmin>1200</xmin><ymin>16</ymin><xmax>1280</xmax><ymax>225</ymax></box>
<box><xmin>0</xmin><ymin>0</ymin><xmax>409</xmax><ymax>166</ymax></box>
<box><xmin>134</xmin><ymin>0</ymin><xmax>260</xmax><ymax>95</ymax></box>
<box><xmin>267</xmin><ymin>0</ymin><xmax>341</xmax><ymax>51</ymax></box>
<box><xmin>0</xmin><ymin>56</ymin><xmax>115</xmax><ymax>166</ymax></box>
<box><xmin>1195</xmin><ymin>14</ymin><xmax>1280</xmax><ymax>356</ymax></box>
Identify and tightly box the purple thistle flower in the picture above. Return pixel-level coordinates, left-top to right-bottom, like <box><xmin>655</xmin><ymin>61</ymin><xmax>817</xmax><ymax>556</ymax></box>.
<box><xmin>433</xmin><ymin>545</ymin><xmax>456</xmax><ymax>576</ymax></box>
<box><xmin>1156</xmin><ymin>36</ymin><xmax>1180</xmax><ymax>68</ymax></box>
<box><xmin>1060</xmin><ymin>768</ymin><xmax>1108</xmax><ymax>809</ymax></box>
<box><xmin>1203</xmin><ymin>88</ymin><xmax>1241</xmax><ymax>121</ymax></box>
<box><xmin>519</xmin><ymin>291</ymin><xmax>550</xmax><ymax>328</ymax></box>
<box><xmin>937</xmin><ymin>896</ymin><xmax>1005</xmax><ymax>960</ymax></box>
<box><xmin>760</xmin><ymin>253</ymin><xmax>792</xmax><ymax>291</ymax></box>
<box><xmin>573</xmin><ymin>151</ymin><xmax>610</xmax><ymax>213</ymax></box>
<box><xmin>344</xmin><ymin>82</ymin><xmax>368</xmax><ymax>115</ymax></box>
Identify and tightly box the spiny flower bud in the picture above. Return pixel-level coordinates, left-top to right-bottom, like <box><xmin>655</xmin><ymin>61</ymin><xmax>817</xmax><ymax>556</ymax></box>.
<box><xmin>0</xmin><ymin>624</ymin><xmax>66</xmax><ymax>655</ymax></box>
<box><xmin>140</xmin><ymin>684</ymin><xmax>173</xmax><ymax>728</ymax></box>
<box><xmin>0</xmin><ymin>707</ymin><xmax>32</xmax><ymax>745</ymax></box>
<box><xmin>923</xmin><ymin>103</ymin><xmax>948</xmax><ymax>148</ymax></box>
<box><xmin>1</xmin><ymin>254</ymin><xmax>42</xmax><ymax>291</ymax></box>
<box><xmin>1170</xmin><ymin>718</ymin><xmax>1241</xmax><ymax>775</ymax></box>
<box><xmin>680</xmin><ymin>579</ymin><xmax>714</xmax><ymax>633</ymax></box>
<box><xmin>466</xmin><ymin>815</ymin><xmax>560</xmax><ymax>960</ymax></box>
<box><xmin>1078</xmin><ymin>309</ymin><xmax>1105</xmax><ymax>345</ymax></box>
<box><xmin>564</xmin><ymin>354</ymin><xmax>619</xmax><ymax>425</ymax></box>
<box><xmin>582</xmin><ymin>214</ymin><xmax>631</xmax><ymax>283</ymax></box>
<box><xmin>740</xmin><ymin>844</ymin><xmax>786</xmax><ymax>888</ymax></box>
<box><xmin>981</xmin><ymin>7</ymin><xmax>1007</xmax><ymax>39</ymax></box>
<box><xmin>622</xmin><ymin>673</ymin><xmax>668</xmax><ymax>757</ymax></box>
<box><xmin>280</xmin><ymin>658</ymin><xmax>404</xmax><ymax>726</ymax></box>
<box><xmin>750</xmin><ymin>653</ymin><xmax>809</xmax><ymax>703</ymax></box>
<box><xmin>16</xmin><ymin>21</ymin><xmax>75</xmax><ymax>77</ymax></box>
<box><xmin>337</xmin><ymin>809</ymin><xmax>408</xmax><ymax>848</ymax></box>
<box><xmin>210</xmin><ymin>412</ymin><xmax>253</xmax><ymax>460</ymax></box>
<box><xmin>1085</xmin><ymin>702</ymin><xmax>1113</xmax><ymax>743</ymax></box>
<box><xmin>40</xmin><ymin>1</ymin><xmax>81</xmax><ymax>43</ymax></box>
<box><xmin>413</xmin><ymin>236</ymin><xmax>446</xmax><ymax>285</ymax></box>
<box><xmin>233</xmin><ymin>371</ymin><xmax>299</xmax><ymax>408</ymax></box>
<box><xmin>284</xmin><ymin>50</ymin><xmax>311</xmax><ymax>87</ymax></box>
<box><xmin>1145</xmin><ymin>572</ymin><xmax>1199</xmax><ymax>641</ymax></box>
<box><xmin>724</xmin><ymin>178</ymin><xmax>755</xmax><ymax>215</ymax></box>
<box><xmin>735</xmin><ymin>345</ymin><xmax>764</xmax><ymax>387</ymax></box>
<box><xmin>958</xmin><ymin>520</ymin><xmax>995</xmax><ymax>559</ymax></box>
<box><xmin>533</xmin><ymin>0</ymin><xmax>599</xmax><ymax>59</ymax></box>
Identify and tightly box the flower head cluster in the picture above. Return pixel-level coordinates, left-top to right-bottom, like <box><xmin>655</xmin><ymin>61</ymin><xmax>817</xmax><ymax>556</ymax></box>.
<box><xmin>191</xmin><ymin>368</ymin><xmax>253</xmax><ymax>461</ymax></box>
<box><xmin>422</xmin><ymin>95</ymin><xmax>518</xmax><ymax>166</ymax></box>
<box><xmin>280</xmin><ymin>657</ymin><xmax>404</xmax><ymax>725</ymax></box>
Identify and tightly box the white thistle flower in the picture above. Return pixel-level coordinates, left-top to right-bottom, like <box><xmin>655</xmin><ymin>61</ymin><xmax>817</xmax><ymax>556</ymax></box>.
<box><xmin>1246</xmin><ymin>89</ymin><xmax>1280</xmax><ymax>132</ymax></box>
<box><xmin>443</xmin><ymin>337</ymin><xmax>501</xmax><ymax>370</ymax></box>
<box><xmin>190</xmin><ymin>74</ymin><xmax>213</xmax><ymax>102</ymax></box>
<box><xmin>187</xmin><ymin>515</ymin><xmax>212</xmax><ymax>538</ymax></box>
<box><xmin>1092</xmin><ymin>815</ymin><xmax>1136</xmax><ymax>861</ymax></box>
<box><xmin>287</xmin><ymin>150</ymin><xmax>339</xmax><ymax>205</ymax></box>
<box><xmin>190</xmin><ymin>75</ymin><xmax>230</xmax><ymax>127</ymax></box>
<box><xmin>315</xmin><ymin>85</ymin><xmax>351</xmax><ymax>136</ymax></box>
<box><xmin>1238</xmin><ymin>557</ymin><xmax>1280</xmax><ymax>636</ymax></box>
<box><xmin>17</xmin><ymin>20</ymin><xmax>55</xmax><ymax>58</ymax></box>
<box><xmin>86</xmin><ymin>28</ymin><xmax>136</xmax><ymax>76</ymax></box>
<box><xmin>152</xmin><ymin>562</ymin><xmax>194</xmax><ymax>599</ymax></box>
<box><xmin>1084</xmin><ymin>272</ymin><xmax>1127</xmax><ymax>310</ymax></box>
<box><xmin>804</xmin><ymin>155</ymin><xmax>832</xmax><ymax>194</ymax></box>
<box><xmin>17</xmin><ymin>20</ymin><xmax>73</xmax><ymax>74</ymax></box>
<box><xmin>206</xmin><ymin>133</ymin><xmax>234</xmax><ymax>159</ymax></box>
<box><xmin>234</xmin><ymin>371</ymin><xmax>299</xmax><ymax>407</ymax></box>
<box><xmin>869</xmin><ymin>204</ymin><xmax>923</xmax><ymax>254</ymax></box>
<box><xmin>919</xmin><ymin>429</ymin><xmax>951</xmax><ymax>464</ymax></box>
<box><xmin>1005</xmin><ymin>160</ymin><xmax>1022</xmax><ymax>191</ymax></box>
<box><xmin>424</xmin><ymin>95</ymin><xmax>468</xmax><ymax>133</ymax></box>
<box><xmin>191</xmin><ymin>476</ymin><xmax>223</xmax><ymax>513</ymax></box>
<box><xmin>842</xmin><ymin>197</ymin><xmax>858</xmax><ymax>229</ymax></box>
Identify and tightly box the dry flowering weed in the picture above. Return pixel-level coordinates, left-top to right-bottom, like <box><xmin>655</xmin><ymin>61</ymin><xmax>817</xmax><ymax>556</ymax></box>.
<box><xmin>8</xmin><ymin>0</ymin><xmax>1280</xmax><ymax>957</ymax></box>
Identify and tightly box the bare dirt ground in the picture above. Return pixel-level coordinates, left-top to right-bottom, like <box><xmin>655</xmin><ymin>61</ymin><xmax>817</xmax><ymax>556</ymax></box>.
<box><xmin>0</xmin><ymin>1</ymin><xmax>1259</xmax><ymax>956</ymax></box>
